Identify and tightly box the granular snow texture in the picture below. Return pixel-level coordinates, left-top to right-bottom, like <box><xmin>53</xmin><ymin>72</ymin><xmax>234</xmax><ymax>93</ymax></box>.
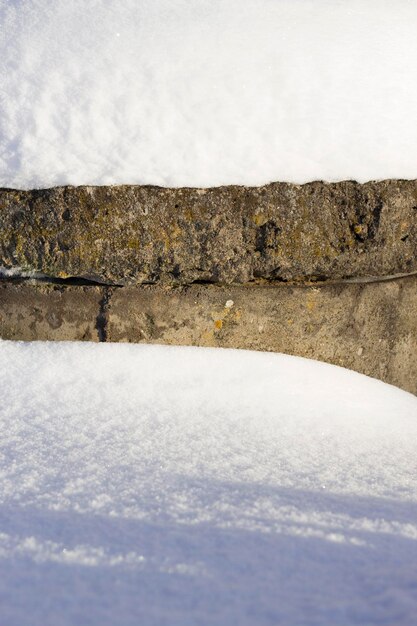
<box><xmin>2</xmin><ymin>0</ymin><xmax>417</xmax><ymax>188</ymax></box>
<box><xmin>0</xmin><ymin>341</ymin><xmax>416</xmax><ymax>625</ymax></box>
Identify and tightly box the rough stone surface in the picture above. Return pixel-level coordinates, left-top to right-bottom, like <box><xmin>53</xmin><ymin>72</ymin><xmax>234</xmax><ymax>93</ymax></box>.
<box><xmin>1</xmin><ymin>276</ymin><xmax>416</xmax><ymax>394</ymax></box>
<box><xmin>1</xmin><ymin>181</ymin><xmax>417</xmax><ymax>285</ymax></box>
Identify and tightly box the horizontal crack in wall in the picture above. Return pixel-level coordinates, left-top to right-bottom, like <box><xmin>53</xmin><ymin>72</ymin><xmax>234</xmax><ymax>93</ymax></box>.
<box><xmin>2</xmin><ymin>270</ymin><xmax>417</xmax><ymax>288</ymax></box>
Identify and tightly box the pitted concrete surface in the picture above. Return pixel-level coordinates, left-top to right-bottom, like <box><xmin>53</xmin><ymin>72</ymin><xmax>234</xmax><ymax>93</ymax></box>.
<box><xmin>1</xmin><ymin>180</ymin><xmax>417</xmax><ymax>285</ymax></box>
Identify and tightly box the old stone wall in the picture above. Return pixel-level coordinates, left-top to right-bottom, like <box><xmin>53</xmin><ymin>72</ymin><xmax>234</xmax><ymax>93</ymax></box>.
<box><xmin>1</xmin><ymin>275</ymin><xmax>416</xmax><ymax>394</ymax></box>
<box><xmin>1</xmin><ymin>181</ymin><xmax>416</xmax><ymax>394</ymax></box>
<box><xmin>1</xmin><ymin>180</ymin><xmax>416</xmax><ymax>284</ymax></box>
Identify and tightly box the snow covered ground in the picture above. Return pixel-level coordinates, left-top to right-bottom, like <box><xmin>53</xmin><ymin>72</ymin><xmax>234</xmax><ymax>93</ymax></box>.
<box><xmin>2</xmin><ymin>0</ymin><xmax>417</xmax><ymax>189</ymax></box>
<box><xmin>0</xmin><ymin>341</ymin><xmax>416</xmax><ymax>625</ymax></box>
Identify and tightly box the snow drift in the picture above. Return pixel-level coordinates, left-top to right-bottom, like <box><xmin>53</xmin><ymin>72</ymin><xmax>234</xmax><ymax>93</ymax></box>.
<box><xmin>2</xmin><ymin>0</ymin><xmax>417</xmax><ymax>188</ymax></box>
<box><xmin>0</xmin><ymin>341</ymin><xmax>416</xmax><ymax>625</ymax></box>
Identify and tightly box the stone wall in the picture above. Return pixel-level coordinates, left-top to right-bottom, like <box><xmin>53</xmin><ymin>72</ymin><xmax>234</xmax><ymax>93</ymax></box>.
<box><xmin>1</xmin><ymin>181</ymin><xmax>416</xmax><ymax>393</ymax></box>
<box><xmin>1</xmin><ymin>180</ymin><xmax>416</xmax><ymax>284</ymax></box>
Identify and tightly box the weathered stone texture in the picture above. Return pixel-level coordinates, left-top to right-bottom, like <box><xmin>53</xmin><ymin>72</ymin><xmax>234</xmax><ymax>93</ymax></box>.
<box><xmin>1</xmin><ymin>180</ymin><xmax>417</xmax><ymax>285</ymax></box>
<box><xmin>1</xmin><ymin>181</ymin><xmax>416</xmax><ymax>393</ymax></box>
<box><xmin>0</xmin><ymin>282</ymin><xmax>101</xmax><ymax>342</ymax></box>
<box><xmin>1</xmin><ymin>276</ymin><xmax>416</xmax><ymax>394</ymax></box>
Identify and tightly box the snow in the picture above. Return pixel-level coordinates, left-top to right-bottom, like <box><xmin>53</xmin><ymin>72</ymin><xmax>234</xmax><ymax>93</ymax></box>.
<box><xmin>2</xmin><ymin>0</ymin><xmax>417</xmax><ymax>189</ymax></box>
<box><xmin>0</xmin><ymin>266</ymin><xmax>47</xmax><ymax>279</ymax></box>
<box><xmin>0</xmin><ymin>341</ymin><xmax>416</xmax><ymax>625</ymax></box>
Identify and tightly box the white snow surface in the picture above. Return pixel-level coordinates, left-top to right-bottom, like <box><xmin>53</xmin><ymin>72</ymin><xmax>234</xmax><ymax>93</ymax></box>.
<box><xmin>2</xmin><ymin>0</ymin><xmax>417</xmax><ymax>189</ymax></box>
<box><xmin>0</xmin><ymin>341</ymin><xmax>417</xmax><ymax>625</ymax></box>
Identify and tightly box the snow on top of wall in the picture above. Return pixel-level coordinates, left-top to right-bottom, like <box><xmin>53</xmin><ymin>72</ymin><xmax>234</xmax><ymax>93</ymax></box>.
<box><xmin>1</xmin><ymin>0</ymin><xmax>417</xmax><ymax>189</ymax></box>
<box><xmin>1</xmin><ymin>341</ymin><xmax>417</xmax><ymax>624</ymax></box>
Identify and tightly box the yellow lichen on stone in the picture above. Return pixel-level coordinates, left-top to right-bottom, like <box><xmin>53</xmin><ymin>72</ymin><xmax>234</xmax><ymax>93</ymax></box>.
<box><xmin>170</xmin><ymin>225</ymin><xmax>182</xmax><ymax>240</ymax></box>
<box><xmin>127</xmin><ymin>239</ymin><xmax>140</xmax><ymax>250</ymax></box>
<box><xmin>353</xmin><ymin>224</ymin><xmax>367</xmax><ymax>237</ymax></box>
<box><xmin>252</xmin><ymin>213</ymin><xmax>268</xmax><ymax>227</ymax></box>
